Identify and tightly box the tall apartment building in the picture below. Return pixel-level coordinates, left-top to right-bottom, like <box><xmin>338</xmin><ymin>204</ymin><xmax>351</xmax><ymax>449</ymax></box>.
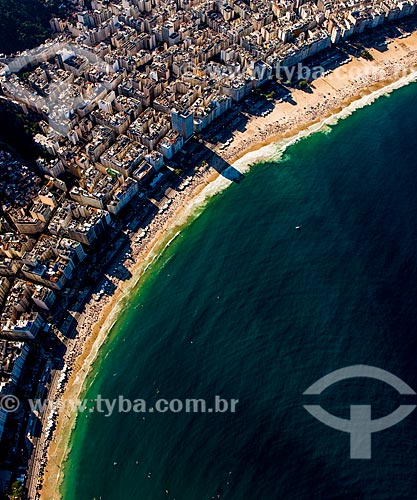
<box><xmin>171</xmin><ymin>109</ymin><xmax>194</xmax><ymax>139</ymax></box>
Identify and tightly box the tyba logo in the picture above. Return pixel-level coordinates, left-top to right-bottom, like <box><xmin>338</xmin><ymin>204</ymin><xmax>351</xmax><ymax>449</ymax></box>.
<box><xmin>303</xmin><ymin>365</ymin><xmax>416</xmax><ymax>459</ymax></box>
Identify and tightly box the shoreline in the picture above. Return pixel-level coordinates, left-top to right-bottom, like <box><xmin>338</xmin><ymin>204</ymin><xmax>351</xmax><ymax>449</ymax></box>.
<box><xmin>39</xmin><ymin>29</ymin><xmax>417</xmax><ymax>500</ymax></box>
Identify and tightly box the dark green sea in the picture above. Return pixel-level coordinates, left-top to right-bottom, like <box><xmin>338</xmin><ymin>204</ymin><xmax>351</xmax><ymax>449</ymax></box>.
<box><xmin>62</xmin><ymin>82</ymin><xmax>417</xmax><ymax>500</ymax></box>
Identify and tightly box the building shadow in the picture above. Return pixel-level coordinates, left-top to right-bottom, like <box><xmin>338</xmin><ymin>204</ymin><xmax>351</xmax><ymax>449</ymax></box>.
<box><xmin>181</xmin><ymin>140</ymin><xmax>244</xmax><ymax>182</ymax></box>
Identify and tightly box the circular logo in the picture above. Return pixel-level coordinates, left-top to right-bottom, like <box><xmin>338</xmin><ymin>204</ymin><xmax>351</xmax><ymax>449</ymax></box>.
<box><xmin>303</xmin><ymin>365</ymin><xmax>416</xmax><ymax>459</ymax></box>
<box><xmin>0</xmin><ymin>394</ymin><xmax>20</xmax><ymax>413</ymax></box>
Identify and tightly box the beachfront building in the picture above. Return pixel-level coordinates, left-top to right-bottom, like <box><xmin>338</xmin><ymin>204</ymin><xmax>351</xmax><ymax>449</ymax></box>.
<box><xmin>171</xmin><ymin>109</ymin><xmax>194</xmax><ymax>140</ymax></box>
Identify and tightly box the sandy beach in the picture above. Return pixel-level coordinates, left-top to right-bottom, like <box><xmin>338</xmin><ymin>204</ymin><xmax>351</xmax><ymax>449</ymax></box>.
<box><xmin>38</xmin><ymin>28</ymin><xmax>417</xmax><ymax>500</ymax></box>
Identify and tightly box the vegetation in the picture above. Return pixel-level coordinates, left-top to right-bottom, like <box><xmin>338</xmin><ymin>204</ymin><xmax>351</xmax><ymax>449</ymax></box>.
<box><xmin>0</xmin><ymin>101</ymin><xmax>39</xmax><ymax>161</ymax></box>
<box><xmin>0</xmin><ymin>0</ymin><xmax>57</xmax><ymax>54</ymax></box>
<box><xmin>10</xmin><ymin>480</ymin><xmax>23</xmax><ymax>500</ymax></box>
<box><xmin>360</xmin><ymin>49</ymin><xmax>374</xmax><ymax>61</ymax></box>
<box><xmin>256</xmin><ymin>88</ymin><xmax>276</xmax><ymax>99</ymax></box>
<box><xmin>298</xmin><ymin>79</ymin><xmax>309</xmax><ymax>88</ymax></box>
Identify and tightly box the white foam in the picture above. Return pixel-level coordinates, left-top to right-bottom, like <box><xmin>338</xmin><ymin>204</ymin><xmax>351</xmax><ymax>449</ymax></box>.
<box><xmin>54</xmin><ymin>70</ymin><xmax>417</xmax><ymax>499</ymax></box>
<box><xmin>229</xmin><ymin>69</ymin><xmax>417</xmax><ymax>177</ymax></box>
<box><xmin>92</xmin><ymin>71</ymin><xmax>417</xmax><ymax>345</ymax></box>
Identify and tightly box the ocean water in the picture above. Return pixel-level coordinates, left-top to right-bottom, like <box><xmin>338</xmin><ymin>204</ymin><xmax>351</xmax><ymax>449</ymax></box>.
<box><xmin>62</xmin><ymin>83</ymin><xmax>417</xmax><ymax>500</ymax></box>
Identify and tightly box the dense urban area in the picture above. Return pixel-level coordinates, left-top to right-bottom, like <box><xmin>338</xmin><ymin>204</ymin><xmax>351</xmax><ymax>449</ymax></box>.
<box><xmin>0</xmin><ymin>0</ymin><xmax>416</xmax><ymax>496</ymax></box>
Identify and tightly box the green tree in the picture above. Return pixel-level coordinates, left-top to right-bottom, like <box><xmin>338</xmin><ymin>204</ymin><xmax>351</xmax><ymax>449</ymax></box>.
<box><xmin>360</xmin><ymin>49</ymin><xmax>374</xmax><ymax>61</ymax></box>
<box><xmin>11</xmin><ymin>480</ymin><xmax>23</xmax><ymax>500</ymax></box>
